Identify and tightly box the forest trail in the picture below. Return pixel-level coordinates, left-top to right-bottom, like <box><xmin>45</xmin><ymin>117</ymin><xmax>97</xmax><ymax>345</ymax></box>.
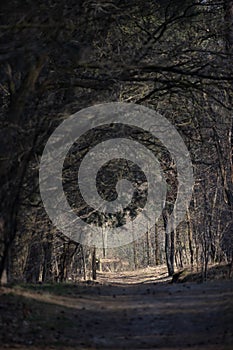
<box><xmin>0</xmin><ymin>267</ymin><xmax>233</xmax><ymax>350</ymax></box>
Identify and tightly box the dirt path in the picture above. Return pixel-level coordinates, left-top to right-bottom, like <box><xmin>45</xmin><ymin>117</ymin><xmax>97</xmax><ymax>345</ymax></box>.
<box><xmin>0</xmin><ymin>267</ymin><xmax>233</xmax><ymax>350</ymax></box>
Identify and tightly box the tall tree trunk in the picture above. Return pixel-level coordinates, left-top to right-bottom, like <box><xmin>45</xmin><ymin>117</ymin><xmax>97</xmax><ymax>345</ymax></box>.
<box><xmin>0</xmin><ymin>54</ymin><xmax>46</xmax><ymax>282</ymax></box>
<box><xmin>92</xmin><ymin>246</ymin><xmax>97</xmax><ymax>280</ymax></box>
<box><xmin>24</xmin><ymin>240</ymin><xmax>43</xmax><ymax>283</ymax></box>
<box><xmin>42</xmin><ymin>233</ymin><xmax>53</xmax><ymax>283</ymax></box>
<box><xmin>80</xmin><ymin>245</ymin><xmax>86</xmax><ymax>280</ymax></box>
<box><xmin>146</xmin><ymin>226</ymin><xmax>150</xmax><ymax>267</ymax></box>
<box><xmin>133</xmin><ymin>240</ymin><xmax>138</xmax><ymax>270</ymax></box>
<box><xmin>225</xmin><ymin>1</ymin><xmax>233</xmax><ymax>52</ymax></box>
<box><xmin>154</xmin><ymin>223</ymin><xmax>160</xmax><ymax>266</ymax></box>
<box><xmin>163</xmin><ymin>210</ymin><xmax>174</xmax><ymax>276</ymax></box>
<box><xmin>0</xmin><ymin>130</ymin><xmax>39</xmax><ymax>281</ymax></box>
<box><xmin>225</xmin><ymin>0</ymin><xmax>233</xmax><ymax>270</ymax></box>
<box><xmin>186</xmin><ymin>206</ymin><xmax>194</xmax><ymax>270</ymax></box>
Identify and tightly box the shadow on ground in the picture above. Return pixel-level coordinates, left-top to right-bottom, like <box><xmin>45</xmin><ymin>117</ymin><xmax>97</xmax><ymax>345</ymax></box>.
<box><xmin>0</xmin><ymin>268</ymin><xmax>233</xmax><ymax>350</ymax></box>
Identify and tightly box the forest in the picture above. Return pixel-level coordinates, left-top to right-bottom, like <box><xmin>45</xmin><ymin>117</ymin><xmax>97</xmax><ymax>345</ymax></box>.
<box><xmin>0</xmin><ymin>1</ymin><xmax>233</xmax><ymax>349</ymax></box>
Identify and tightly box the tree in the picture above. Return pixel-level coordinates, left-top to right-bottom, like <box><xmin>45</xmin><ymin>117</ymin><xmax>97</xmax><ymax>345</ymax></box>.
<box><xmin>1</xmin><ymin>0</ymin><xmax>233</xmax><ymax>282</ymax></box>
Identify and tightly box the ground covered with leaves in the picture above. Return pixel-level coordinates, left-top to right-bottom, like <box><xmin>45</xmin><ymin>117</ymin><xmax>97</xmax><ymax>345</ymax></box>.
<box><xmin>0</xmin><ymin>267</ymin><xmax>233</xmax><ymax>350</ymax></box>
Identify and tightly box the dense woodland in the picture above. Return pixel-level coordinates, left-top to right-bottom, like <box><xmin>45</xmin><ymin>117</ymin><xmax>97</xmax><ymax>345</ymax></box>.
<box><xmin>1</xmin><ymin>0</ymin><xmax>233</xmax><ymax>284</ymax></box>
